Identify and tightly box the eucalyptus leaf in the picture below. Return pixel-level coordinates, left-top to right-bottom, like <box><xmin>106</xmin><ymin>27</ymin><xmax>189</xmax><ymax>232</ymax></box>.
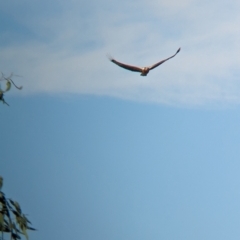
<box><xmin>0</xmin><ymin>178</ymin><xmax>35</xmax><ymax>240</ymax></box>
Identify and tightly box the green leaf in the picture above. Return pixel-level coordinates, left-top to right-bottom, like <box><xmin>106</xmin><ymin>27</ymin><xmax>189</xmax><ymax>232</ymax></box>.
<box><xmin>4</xmin><ymin>81</ymin><xmax>11</xmax><ymax>92</ymax></box>
<box><xmin>12</xmin><ymin>210</ymin><xmax>20</xmax><ymax>218</ymax></box>
<box><xmin>9</xmin><ymin>200</ymin><xmax>21</xmax><ymax>214</ymax></box>
<box><xmin>26</xmin><ymin>226</ymin><xmax>36</xmax><ymax>231</ymax></box>
<box><xmin>22</xmin><ymin>226</ymin><xmax>28</xmax><ymax>240</ymax></box>
<box><xmin>11</xmin><ymin>233</ymin><xmax>21</xmax><ymax>240</ymax></box>
<box><xmin>0</xmin><ymin>212</ymin><xmax>4</xmax><ymax>226</ymax></box>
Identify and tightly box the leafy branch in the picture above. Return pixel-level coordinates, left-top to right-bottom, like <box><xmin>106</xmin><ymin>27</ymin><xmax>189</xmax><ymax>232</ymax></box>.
<box><xmin>0</xmin><ymin>73</ymin><xmax>23</xmax><ymax>106</ymax></box>
<box><xmin>0</xmin><ymin>177</ymin><xmax>36</xmax><ymax>240</ymax></box>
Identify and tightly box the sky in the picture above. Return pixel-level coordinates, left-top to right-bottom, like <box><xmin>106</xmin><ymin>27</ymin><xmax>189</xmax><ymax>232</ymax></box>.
<box><xmin>1</xmin><ymin>0</ymin><xmax>240</xmax><ymax>240</ymax></box>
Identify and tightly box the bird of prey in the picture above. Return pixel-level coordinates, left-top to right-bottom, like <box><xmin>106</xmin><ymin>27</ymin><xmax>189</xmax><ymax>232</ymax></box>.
<box><xmin>108</xmin><ymin>47</ymin><xmax>181</xmax><ymax>76</ymax></box>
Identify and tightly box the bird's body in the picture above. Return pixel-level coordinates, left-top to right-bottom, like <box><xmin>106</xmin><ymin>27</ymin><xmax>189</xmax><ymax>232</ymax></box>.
<box><xmin>108</xmin><ymin>47</ymin><xmax>181</xmax><ymax>76</ymax></box>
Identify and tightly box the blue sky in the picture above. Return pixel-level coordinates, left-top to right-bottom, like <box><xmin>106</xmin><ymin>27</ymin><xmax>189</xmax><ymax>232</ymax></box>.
<box><xmin>1</xmin><ymin>0</ymin><xmax>240</xmax><ymax>240</ymax></box>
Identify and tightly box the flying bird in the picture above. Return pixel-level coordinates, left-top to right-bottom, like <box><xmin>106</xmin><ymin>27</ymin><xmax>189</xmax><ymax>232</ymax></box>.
<box><xmin>108</xmin><ymin>47</ymin><xmax>181</xmax><ymax>76</ymax></box>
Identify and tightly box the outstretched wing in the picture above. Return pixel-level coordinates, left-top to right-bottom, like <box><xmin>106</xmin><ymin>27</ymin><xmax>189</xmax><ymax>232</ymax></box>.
<box><xmin>107</xmin><ymin>54</ymin><xmax>142</xmax><ymax>73</ymax></box>
<box><xmin>148</xmin><ymin>47</ymin><xmax>181</xmax><ymax>70</ymax></box>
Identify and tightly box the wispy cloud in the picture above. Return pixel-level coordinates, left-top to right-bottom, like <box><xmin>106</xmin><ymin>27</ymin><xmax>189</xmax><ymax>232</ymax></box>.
<box><xmin>1</xmin><ymin>0</ymin><xmax>240</xmax><ymax>106</ymax></box>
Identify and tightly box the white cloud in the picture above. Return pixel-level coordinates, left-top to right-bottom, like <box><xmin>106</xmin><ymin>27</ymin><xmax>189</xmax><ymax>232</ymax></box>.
<box><xmin>1</xmin><ymin>0</ymin><xmax>240</xmax><ymax>106</ymax></box>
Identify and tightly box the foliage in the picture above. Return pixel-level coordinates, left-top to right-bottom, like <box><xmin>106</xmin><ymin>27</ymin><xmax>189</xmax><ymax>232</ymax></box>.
<box><xmin>0</xmin><ymin>177</ymin><xmax>36</xmax><ymax>240</ymax></box>
<box><xmin>0</xmin><ymin>73</ymin><xmax>23</xmax><ymax>106</ymax></box>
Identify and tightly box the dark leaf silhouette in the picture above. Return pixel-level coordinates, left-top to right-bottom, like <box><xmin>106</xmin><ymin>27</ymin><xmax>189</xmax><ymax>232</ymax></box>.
<box><xmin>0</xmin><ymin>176</ymin><xmax>35</xmax><ymax>240</ymax></box>
<box><xmin>0</xmin><ymin>72</ymin><xmax>23</xmax><ymax>106</ymax></box>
